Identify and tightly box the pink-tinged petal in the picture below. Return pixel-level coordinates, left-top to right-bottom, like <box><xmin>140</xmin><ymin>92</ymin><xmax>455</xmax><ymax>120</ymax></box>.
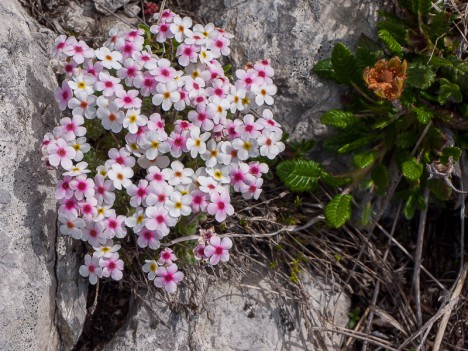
<box><xmin>209</xmin><ymin>236</ymin><xmax>221</xmax><ymax>247</ymax></box>
<box><xmin>221</xmin><ymin>237</ymin><xmax>232</xmax><ymax>249</ymax></box>
<box><xmin>165</xmin><ymin>281</ymin><xmax>177</xmax><ymax>293</ymax></box>
<box><xmin>154</xmin><ymin>276</ymin><xmax>164</xmax><ymax>288</ymax></box>
<box><xmin>204</xmin><ymin>245</ymin><xmax>215</xmax><ymax>257</ymax></box>
<box><xmin>89</xmin><ymin>273</ymin><xmax>98</xmax><ymax>285</ymax></box>
<box><xmin>79</xmin><ymin>265</ymin><xmax>90</xmax><ymax>277</ymax></box>
<box><xmin>156</xmin><ymin>266</ymin><xmax>167</xmax><ymax>275</ymax></box>
<box><xmin>215</xmin><ymin>210</ymin><xmax>227</xmax><ymax>222</ymax></box>
<box><xmin>209</xmin><ymin>254</ymin><xmax>221</xmax><ymax>266</ymax></box>
<box><xmin>116</xmin><ymin>259</ymin><xmax>124</xmax><ymax>270</ymax></box>
<box><xmin>220</xmin><ymin>251</ymin><xmax>230</xmax><ymax>262</ymax></box>
<box><xmin>166</xmin><ymin>264</ymin><xmax>178</xmax><ymax>274</ymax></box>
<box><xmin>111</xmin><ymin>269</ymin><xmax>123</xmax><ymax>281</ymax></box>
<box><xmin>172</xmin><ymin>271</ymin><xmax>184</xmax><ymax>283</ymax></box>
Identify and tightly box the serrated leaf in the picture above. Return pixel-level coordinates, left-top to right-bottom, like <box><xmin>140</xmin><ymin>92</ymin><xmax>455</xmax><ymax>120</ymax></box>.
<box><xmin>442</xmin><ymin>60</ymin><xmax>468</xmax><ymax>94</ymax></box>
<box><xmin>277</xmin><ymin>159</ymin><xmax>322</xmax><ymax>192</ymax></box>
<box><xmin>371</xmin><ymin>164</ymin><xmax>390</xmax><ymax>195</ymax></box>
<box><xmin>396</xmin><ymin>131</ymin><xmax>417</xmax><ymax>148</ymax></box>
<box><xmin>338</xmin><ymin>135</ymin><xmax>377</xmax><ymax>154</ymax></box>
<box><xmin>352</xmin><ymin>151</ymin><xmax>375</xmax><ymax>169</ymax></box>
<box><xmin>402</xmin><ymin>158</ymin><xmax>424</xmax><ymax>181</ymax></box>
<box><xmin>441</xmin><ymin>146</ymin><xmax>462</xmax><ymax>163</ymax></box>
<box><xmin>406</xmin><ymin>63</ymin><xmax>435</xmax><ymax>89</ymax></box>
<box><xmin>412</xmin><ymin>106</ymin><xmax>434</xmax><ymax>124</ymax></box>
<box><xmin>377</xmin><ymin>19</ymin><xmax>408</xmax><ymax>44</ymax></box>
<box><xmin>429</xmin><ymin>12</ymin><xmax>450</xmax><ymax>46</ymax></box>
<box><xmin>427</xmin><ymin>56</ymin><xmax>453</xmax><ymax>67</ymax></box>
<box><xmin>321</xmin><ymin>171</ymin><xmax>353</xmax><ymax>187</ymax></box>
<box><xmin>331</xmin><ymin>43</ymin><xmax>357</xmax><ymax>84</ymax></box>
<box><xmin>356</xmin><ymin>34</ymin><xmax>382</xmax><ymax>69</ymax></box>
<box><xmin>411</xmin><ymin>0</ymin><xmax>432</xmax><ymax>16</ymax></box>
<box><xmin>325</xmin><ymin>194</ymin><xmax>353</xmax><ymax>228</ymax></box>
<box><xmin>437</xmin><ymin>78</ymin><xmax>462</xmax><ymax>104</ymax></box>
<box><xmin>312</xmin><ymin>58</ymin><xmax>336</xmax><ymax>80</ymax></box>
<box><xmin>321</xmin><ymin>110</ymin><xmax>357</xmax><ymax>129</ymax></box>
<box><xmin>378</xmin><ymin>30</ymin><xmax>403</xmax><ymax>55</ymax></box>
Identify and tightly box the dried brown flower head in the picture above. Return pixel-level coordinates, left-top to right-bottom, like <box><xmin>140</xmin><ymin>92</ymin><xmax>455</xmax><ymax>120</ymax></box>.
<box><xmin>363</xmin><ymin>57</ymin><xmax>407</xmax><ymax>100</ymax></box>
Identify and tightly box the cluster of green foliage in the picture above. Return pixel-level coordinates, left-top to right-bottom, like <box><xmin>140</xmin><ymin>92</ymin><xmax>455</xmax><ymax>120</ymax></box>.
<box><xmin>277</xmin><ymin>0</ymin><xmax>468</xmax><ymax>228</ymax></box>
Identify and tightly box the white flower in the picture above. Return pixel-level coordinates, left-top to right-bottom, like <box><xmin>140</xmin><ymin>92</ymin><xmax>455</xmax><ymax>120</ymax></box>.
<box><xmin>107</xmin><ymin>163</ymin><xmax>134</xmax><ymax>190</ymax></box>
<box><xmin>185</xmin><ymin>127</ymin><xmax>210</xmax><ymax>158</ymax></box>
<box><xmin>58</xmin><ymin>213</ymin><xmax>85</xmax><ymax>239</ymax></box>
<box><xmin>152</xmin><ymin>81</ymin><xmax>181</xmax><ymax>111</ymax></box>
<box><xmin>162</xmin><ymin>161</ymin><xmax>194</xmax><ymax>186</ymax></box>
<box><xmin>95</xmin><ymin>47</ymin><xmax>123</xmax><ymax>69</ymax></box>
<box><xmin>258</xmin><ymin>131</ymin><xmax>285</xmax><ymax>159</ymax></box>
<box><xmin>169</xmin><ymin>16</ymin><xmax>193</xmax><ymax>42</ymax></box>
<box><xmin>164</xmin><ymin>191</ymin><xmax>192</xmax><ymax>218</ymax></box>
<box><xmin>142</xmin><ymin>131</ymin><xmax>170</xmax><ymax>160</ymax></box>
<box><xmin>97</xmin><ymin>102</ymin><xmax>124</xmax><ymax>133</ymax></box>
<box><xmin>69</xmin><ymin>137</ymin><xmax>90</xmax><ymax>162</ymax></box>
<box><xmin>251</xmin><ymin>83</ymin><xmax>277</xmax><ymax>106</ymax></box>
<box><xmin>142</xmin><ymin>260</ymin><xmax>158</xmax><ymax>280</ymax></box>
<box><xmin>68</xmin><ymin>73</ymin><xmax>96</xmax><ymax>95</ymax></box>
<box><xmin>123</xmin><ymin>109</ymin><xmax>148</xmax><ymax>134</ymax></box>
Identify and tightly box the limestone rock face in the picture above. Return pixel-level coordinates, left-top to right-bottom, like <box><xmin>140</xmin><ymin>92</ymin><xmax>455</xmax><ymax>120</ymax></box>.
<box><xmin>103</xmin><ymin>271</ymin><xmax>350</xmax><ymax>351</ymax></box>
<box><xmin>195</xmin><ymin>0</ymin><xmax>386</xmax><ymax>140</ymax></box>
<box><xmin>0</xmin><ymin>0</ymin><xmax>60</xmax><ymax>350</ymax></box>
<box><xmin>94</xmin><ymin>0</ymin><xmax>131</xmax><ymax>15</ymax></box>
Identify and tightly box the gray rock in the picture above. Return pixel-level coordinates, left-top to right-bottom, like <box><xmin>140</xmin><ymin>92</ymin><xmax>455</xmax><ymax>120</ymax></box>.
<box><xmin>55</xmin><ymin>236</ymin><xmax>88</xmax><ymax>350</ymax></box>
<box><xmin>94</xmin><ymin>0</ymin><xmax>131</xmax><ymax>15</ymax></box>
<box><xmin>195</xmin><ymin>0</ymin><xmax>386</xmax><ymax>140</ymax></box>
<box><xmin>61</xmin><ymin>1</ymin><xmax>96</xmax><ymax>34</ymax></box>
<box><xmin>102</xmin><ymin>269</ymin><xmax>350</xmax><ymax>351</ymax></box>
<box><xmin>0</xmin><ymin>0</ymin><xmax>60</xmax><ymax>349</ymax></box>
<box><xmin>123</xmin><ymin>3</ymin><xmax>141</xmax><ymax>18</ymax></box>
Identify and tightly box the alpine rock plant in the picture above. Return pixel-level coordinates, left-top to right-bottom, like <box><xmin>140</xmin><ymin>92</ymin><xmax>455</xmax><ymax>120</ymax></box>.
<box><xmin>43</xmin><ymin>10</ymin><xmax>285</xmax><ymax>293</ymax></box>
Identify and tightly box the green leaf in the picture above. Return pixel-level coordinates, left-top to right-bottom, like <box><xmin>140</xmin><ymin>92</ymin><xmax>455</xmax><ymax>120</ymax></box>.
<box><xmin>406</xmin><ymin>63</ymin><xmax>435</xmax><ymax>89</ymax></box>
<box><xmin>442</xmin><ymin>60</ymin><xmax>468</xmax><ymax>94</ymax></box>
<box><xmin>361</xmin><ymin>201</ymin><xmax>373</xmax><ymax>226</ymax></box>
<box><xmin>377</xmin><ymin>19</ymin><xmax>408</xmax><ymax>44</ymax></box>
<box><xmin>428</xmin><ymin>178</ymin><xmax>452</xmax><ymax>201</ymax></box>
<box><xmin>338</xmin><ymin>135</ymin><xmax>377</xmax><ymax>154</ymax></box>
<box><xmin>356</xmin><ymin>34</ymin><xmax>382</xmax><ymax>69</ymax></box>
<box><xmin>402</xmin><ymin>158</ymin><xmax>424</xmax><ymax>181</ymax></box>
<box><xmin>378</xmin><ymin>30</ymin><xmax>403</xmax><ymax>55</ymax></box>
<box><xmin>427</xmin><ymin>56</ymin><xmax>453</xmax><ymax>67</ymax></box>
<box><xmin>429</xmin><ymin>12</ymin><xmax>450</xmax><ymax>45</ymax></box>
<box><xmin>312</xmin><ymin>58</ymin><xmax>336</xmax><ymax>80</ymax></box>
<box><xmin>371</xmin><ymin>164</ymin><xmax>390</xmax><ymax>195</ymax></box>
<box><xmin>437</xmin><ymin>78</ymin><xmax>462</xmax><ymax>104</ymax></box>
<box><xmin>352</xmin><ymin>151</ymin><xmax>376</xmax><ymax>169</ymax></box>
<box><xmin>441</xmin><ymin>146</ymin><xmax>462</xmax><ymax>163</ymax></box>
<box><xmin>277</xmin><ymin>159</ymin><xmax>322</xmax><ymax>192</ymax></box>
<box><xmin>411</xmin><ymin>0</ymin><xmax>432</xmax><ymax>16</ymax></box>
<box><xmin>325</xmin><ymin>194</ymin><xmax>353</xmax><ymax>228</ymax></box>
<box><xmin>321</xmin><ymin>110</ymin><xmax>357</xmax><ymax>129</ymax></box>
<box><xmin>331</xmin><ymin>43</ymin><xmax>357</xmax><ymax>84</ymax></box>
<box><xmin>396</xmin><ymin>131</ymin><xmax>417</xmax><ymax>148</ymax></box>
<box><xmin>321</xmin><ymin>171</ymin><xmax>353</xmax><ymax>187</ymax></box>
<box><xmin>403</xmin><ymin>195</ymin><xmax>417</xmax><ymax>219</ymax></box>
<box><xmin>412</xmin><ymin>106</ymin><xmax>434</xmax><ymax>124</ymax></box>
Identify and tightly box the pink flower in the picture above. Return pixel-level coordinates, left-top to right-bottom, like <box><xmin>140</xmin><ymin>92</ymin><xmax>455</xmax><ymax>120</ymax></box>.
<box><xmin>55</xmin><ymin>81</ymin><xmax>72</xmax><ymax>111</ymax></box>
<box><xmin>79</xmin><ymin>197</ymin><xmax>98</xmax><ymax>220</ymax></box>
<box><xmin>70</xmin><ymin>174</ymin><xmax>95</xmax><ymax>200</ymax></box>
<box><xmin>55</xmin><ymin>176</ymin><xmax>75</xmax><ymax>200</ymax></box>
<box><xmin>158</xmin><ymin>248</ymin><xmax>177</xmax><ymax>265</ymax></box>
<box><xmin>47</xmin><ymin>138</ymin><xmax>76</xmax><ymax>170</ymax></box>
<box><xmin>145</xmin><ymin>206</ymin><xmax>176</xmax><ymax>235</ymax></box>
<box><xmin>127</xmin><ymin>179</ymin><xmax>150</xmax><ymax>207</ymax></box>
<box><xmin>94</xmin><ymin>174</ymin><xmax>115</xmax><ymax>205</ymax></box>
<box><xmin>79</xmin><ymin>254</ymin><xmax>102</xmax><ymax>285</ymax></box>
<box><xmin>82</xmin><ymin>221</ymin><xmax>106</xmax><ymax>246</ymax></box>
<box><xmin>58</xmin><ymin>212</ymin><xmax>85</xmax><ymax>239</ymax></box>
<box><xmin>151</xmin><ymin>58</ymin><xmax>177</xmax><ymax>84</ymax></box>
<box><xmin>59</xmin><ymin>115</ymin><xmax>86</xmax><ymax>141</ymax></box>
<box><xmin>103</xmin><ymin>213</ymin><xmax>127</xmax><ymax>239</ymax></box>
<box><xmin>115</xmin><ymin>89</ymin><xmax>141</xmax><ymax>109</ymax></box>
<box><xmin>136</xmin><ymin>228</ymin><xmax>163</xmax><ymax>249</ymax></box>
<box><xmin>204</xmin><ymin>236</ymin><xmax>233</xmax><ymax>265</ymax></box>
<box><xmin>63</xmin><ymin>37</ymin><xmax>94</xmax><ymax>64</ymax></box>
<box><xmin>207</xmin><ymin>191</ymin><xmax>234</xmax><ymax>222</ymax></box>
<box><xmin>95</xmin><ymin>72</ymin><xmax>123</xmax><ymax>97</ymax></box>
<box><xmin>176</xmin><ymin>44</ymin><xmax>199</xmax><ymax>66</ymax></box>
<box><xmin>154</xmin><ymin>264</ymin><xmax>184</xmax><ymax>293</ymax></box>
<box><xmin>100</xmin><ymin>253</ymin><xmax>124</xmax><ymax>280</ymax></box>
<box><xmin>193</xmin><ymin>243</ymin><xmax>206</xmax><ymax>260</ymax></box>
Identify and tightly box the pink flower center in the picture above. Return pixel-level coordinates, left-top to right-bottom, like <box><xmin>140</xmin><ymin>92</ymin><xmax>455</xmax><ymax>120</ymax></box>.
<box><xmin>215</xmin><ymin>40</ymin><xmax>223</xmax><ymax>48</ymax></box>
<box><xmin>108</xmin><ymin>261</ymin><xmax>116</xmax><ymax>270</ymax></box>
<box><xmin>245</xmin><ymin>125</ymin><xmax>253</xmax><ymax>132</ymax></box>
<box><xmin>124</xmin><ymin>44</ymin><xmax>133</xmax><ymax>53</ymax></box>
<box><xmin>88</xmin><ymin>264</ymin><xmax>95</xmax><ymax>273</ymax></box>
<box><xmin>108</xmin><ymin>220</ymin><xmax>117</xmax><ymax>229</ymax></box>
<box><xmin>77</xmin><ymin>182</ymin><xmax>87</xmax><ymax>191</ymax></box>
<box><xmin>65</xmin><ymin>199</ymin><xmax>75</xmax><ymax>210</ymax></box>
<box><xmin>245</xmin><ymin>77</ymin><xmax>253</xmax><ymax>85</ymax></box>
<box><xmin>164</xmin><ymin>273</ymin><xmax>173</xmax><ymax>282</ymax></box>
<box><xmin>184</xmin><ymin>47</ymin><xmax>192</xmax><ymax>55</ymax></box>
<box><xmin>116</xmin><ymin>157</ymin><xmax>125</xmax><ymax>164</ymax></box>
<box><xmin>160</xmin><ymin>24</ymin><xmax>169</xmax><ymax>33</ymax></box>
<box><xmin>214</xmin><ymin>88</ymin><xmax>223</xmax><ymax>96</ymax></box>
<box><xmin>156</xmin><ymin>215</ymin><xmax>165</xmax><ymax>223</ymax></box>
<box><xmin>97</xmin><ymin>186</ymin><xmax>105</xmax><ymax>194</ymax></box>
<box><xmin>105</xmin><ymin>81</ymin><xmax>113</xmax><ymax>88</ymax></box>
<box><xmin>57</xmin><ymin>148</ymin><xmax>67</xmax><ymax>157</ymax></box>
<box><xmin>249</xmin><ymin>185</ymin><xmax>257</xmax><ymax>193</ymax></box>
<box><xmin>90</xmin><ymin>229</ymin><xmax>97</xmax><ymax>237</ymax></box>
<box><xmin>144</xmin><ymin>78</ymin><xmax>153</xmax><ymax>87</ymax></box>
<box><xmin>218</xmin><ymin>201</ymin><xmax>225</xmax><ymax>210</ymax></box>
<box><xmin>75</xmin><ymin>46</ymin><xmax>83</xmax><ymax>53</ymax></box>
<box><xmin>57</xmin><ymin>42</ymin><xmax>65</xmax><ymax>49</ymax></box>
<box><xmin>83</xmin><ymin>204</ymin><xmax>92</xmax><ymax>213</ymax></box>
<box><xmin>158</xmin><ymin>194</ymin><xmax>166</xmax><ymax>202</ymax></box>
<box><xmin>62</xmin><ymin>91</ymin><xmax>69</xmax><ymax>99</ymax></box>
<box><xmin>123</xmin><ymin>96</ymin><xmax>132</xmax><ymax>104</ymax></box>
<box><xmin>162</xmin><ymin>252</ymin><xmax>171</xmax><ymax>259</ymax></box>
<box><xmin>161</xmin><ymin>69</ymin><xmax>170</xmax><ymax>77</ymax></box>
<box><xmin>62</xmin><ymin>181</ymin><xmax>70</xmax><ymax>190</ymax></box>
<box><xmin>144</xmin><ymin>231</ymin><xmax>153</xmax><ymax>240</ymax></box>
<box><xmin>128</xmin><ymin>67</ymin><xmax>136</xmax><ymax>75</ymax></box>
<box><xmin>66</xmin><ymin>123</ymin><xmax>75</xmax><ymax>131</ymax></box>
<box><xmin>137</xmin><ymin>188</ymin><xmax>146</xmax><ymax>197</ymax></box>
<box><xmin>258</xmin><ymin>70</ymin><xmax>266</xmax><ymax>78</ymax></box>
<box><xmin>153</xmin><ymin>174</ymin><xmax>163</xmax><ymax>181</ymax></box>
<box><xmin>234</xmin><ymin>173</ymin><xmax>243</xmax><ymax>181</ymax></box>
<box><xmin>215</xmin><ymin>246</ymin><xmax>223</xmax><ymax>255</ymax></box>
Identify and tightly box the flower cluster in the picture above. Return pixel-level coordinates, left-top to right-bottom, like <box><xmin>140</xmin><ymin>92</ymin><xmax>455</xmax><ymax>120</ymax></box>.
<box><xmin>43</xmin><ymin>10</ymin><xmax>284</xmax><ymax>293</ymax></box>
